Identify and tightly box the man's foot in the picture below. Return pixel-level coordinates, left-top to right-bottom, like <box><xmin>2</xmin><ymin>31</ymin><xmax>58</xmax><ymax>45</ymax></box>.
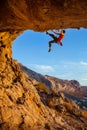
<box><xmin>48</xmin><ymin>48</ymin><xmax>51</xmax><ymax>52</ymax></box>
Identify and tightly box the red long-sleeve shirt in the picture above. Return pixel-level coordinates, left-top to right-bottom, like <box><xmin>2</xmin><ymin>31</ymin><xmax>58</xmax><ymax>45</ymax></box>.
<box><xmin>57</xmin><ymin>33</ymin><xmax>64</xmax><ymax>41</ymax></box>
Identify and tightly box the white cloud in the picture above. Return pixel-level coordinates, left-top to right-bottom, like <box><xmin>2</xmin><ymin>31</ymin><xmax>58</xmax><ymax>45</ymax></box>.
<box><xmin>32</xmin><ymin>64</ymin><xmax>54</xmax><ymax>72</ymax></box>
<box><xmin>80</xmin><ymin>61</ymin><xmax>87</xmax><ymax>65</ymax></box>
<box><xmin>28</xmin><ymin>62</ymin><xmax>87</xmax><ymax>85</ymax></box>
<box><xmin>82</xmin><ymin>78</ymin><xmax>87</xmax><ymax>81</ymax></box>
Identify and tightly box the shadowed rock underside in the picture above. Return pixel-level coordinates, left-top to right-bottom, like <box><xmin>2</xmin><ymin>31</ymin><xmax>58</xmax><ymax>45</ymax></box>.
<box><xmin>0</xmin><ymin>0</ymin><xmax>87</xmax><ymax>130</ymax></box>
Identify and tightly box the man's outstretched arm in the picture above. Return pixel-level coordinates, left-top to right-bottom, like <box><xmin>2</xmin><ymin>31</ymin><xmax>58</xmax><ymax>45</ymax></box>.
<box><xmin>52</xmin><ymin>30</ymin><xmax>60</xmax><ymax>35</ymax></box>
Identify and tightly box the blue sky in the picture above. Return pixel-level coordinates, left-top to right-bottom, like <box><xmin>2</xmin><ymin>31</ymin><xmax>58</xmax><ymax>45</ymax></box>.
<box><xmin>12</xmin><ymin>28</ymin><xmax>87</xmax><ymax>86</ymax></box>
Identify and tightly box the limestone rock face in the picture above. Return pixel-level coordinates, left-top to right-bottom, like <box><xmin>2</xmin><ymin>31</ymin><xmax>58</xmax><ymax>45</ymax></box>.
<box><xmin>0</xmin><ymin>60</ymin><xmax>57</xmax><ymax>130</ymax></box>
<box><xmin>0</xmin><ymin>31</ymin><xmax>22</xmax><ymax>72</ymax></box>
<box><xmin>0</xmin><ymin>1</ymin><xmax>87</xmax><ymax>130</ymax></box>
<box><xmin>0</xmin><ymin>0</ymin><xmax>87</xmax><ymax>31</ymax></box>
<box><xmin>0</xmin><ymin>60</ymin><xmax>87</xmax><ymax>130</ymax></box>
<box><xmin>0</xmin><ymin>0</ymin><xmax>87</xmax><ymax>72</ymax></box>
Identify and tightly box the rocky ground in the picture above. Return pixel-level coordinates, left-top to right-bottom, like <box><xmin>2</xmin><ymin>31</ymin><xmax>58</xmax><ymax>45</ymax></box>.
<box><xmin>1</xmin><ymin>60</ymin><xmax>86</xmax><ymax>130</ymax></box>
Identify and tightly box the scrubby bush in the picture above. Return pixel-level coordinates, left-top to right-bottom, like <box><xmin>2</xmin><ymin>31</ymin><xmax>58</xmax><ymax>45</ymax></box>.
<box><xmin>64</xmin><ymin>102</ymin><xmax>73</xmax><ymax>112</ymax></box>
<box><xmin>34</xmin><ymin>82</ymin><xmax>50</xmax><ymax>94</ymax></box>
<box><xmin>81</xmin><ymin>110</ymin><xmax>87</xmax><ymax>119</ymax></box>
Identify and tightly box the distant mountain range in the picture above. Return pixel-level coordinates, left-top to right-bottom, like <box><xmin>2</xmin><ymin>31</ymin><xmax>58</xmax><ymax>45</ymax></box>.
<box><xmin>20</xmin><ymin>63</ymin><xmax>87</xmax><ymax>98</ymax></box>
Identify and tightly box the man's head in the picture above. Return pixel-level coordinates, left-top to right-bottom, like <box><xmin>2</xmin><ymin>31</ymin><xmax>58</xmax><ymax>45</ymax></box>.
<box><xmin>62</xmin><ymin>29</ymin><xmax>66</xmax><ymax>33</ymax></box>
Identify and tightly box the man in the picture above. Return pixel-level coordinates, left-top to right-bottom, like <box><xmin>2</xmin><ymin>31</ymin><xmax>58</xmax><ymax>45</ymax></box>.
<box><xmin>46</xmin><ymin>29</ymin><xmax>66</xmax><ymax>52</ymax></box>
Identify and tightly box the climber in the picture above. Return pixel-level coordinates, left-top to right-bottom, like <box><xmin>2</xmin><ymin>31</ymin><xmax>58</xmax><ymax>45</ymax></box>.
<box><xmin>46</xmin><ymin>29</ymin><xmax>66</xmax><ymax>52</ymax></box>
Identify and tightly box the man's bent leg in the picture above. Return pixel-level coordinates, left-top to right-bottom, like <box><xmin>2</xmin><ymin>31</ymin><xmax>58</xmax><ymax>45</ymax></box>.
<box><xmin>48</xmin><ymin>40</ymin><xmax>55</xmax><ymax>52</ymax></box>
<box><xmin>48</xmin><ymin>34</ymin><xmax>56</xmax><ymax>39</ymax></box>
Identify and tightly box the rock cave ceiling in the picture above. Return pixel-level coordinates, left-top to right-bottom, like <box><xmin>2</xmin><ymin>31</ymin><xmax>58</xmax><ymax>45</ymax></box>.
<box><xmin>0</xmin><ymin>0</ymin><xmax>87</xmax><ymax>32</ymax></box>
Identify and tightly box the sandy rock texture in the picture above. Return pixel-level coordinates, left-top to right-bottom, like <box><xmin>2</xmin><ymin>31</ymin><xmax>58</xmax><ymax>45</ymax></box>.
<box><xmin>0</xmin><ymin>0</ymin><xmax>87</xmax><ymax>130</ymax></box>
<box><xmin>0</xmin><ymin>0</ymin><xmax>87</xmax><ymax>31</ymax></box>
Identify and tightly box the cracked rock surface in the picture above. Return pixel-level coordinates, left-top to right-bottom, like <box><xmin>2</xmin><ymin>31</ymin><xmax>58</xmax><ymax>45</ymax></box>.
<box><xmin>0</xmin><ymin>1</ymin><xmax>87</xmax><ymax>130</ymax></box>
